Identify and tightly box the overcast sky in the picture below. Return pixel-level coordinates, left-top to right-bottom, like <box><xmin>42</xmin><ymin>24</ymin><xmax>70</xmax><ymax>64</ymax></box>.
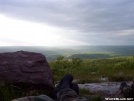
<box><xmin>0</xmin><ymin>0</ymin><xmax>134</xmax><ymax>46</ymax></box>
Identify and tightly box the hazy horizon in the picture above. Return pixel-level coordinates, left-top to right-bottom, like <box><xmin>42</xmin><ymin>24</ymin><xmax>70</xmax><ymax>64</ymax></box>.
<box><xmin>1</xmin><ymin>45</ymin><xmax>134</xmax><ymax>61</ymax></box>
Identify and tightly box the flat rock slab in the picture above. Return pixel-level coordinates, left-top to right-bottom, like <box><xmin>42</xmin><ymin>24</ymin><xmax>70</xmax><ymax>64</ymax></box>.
<box><xmin>78</xmin><ymin>81</ymin><xmax>132</xmax><ymax>98</ymax></box>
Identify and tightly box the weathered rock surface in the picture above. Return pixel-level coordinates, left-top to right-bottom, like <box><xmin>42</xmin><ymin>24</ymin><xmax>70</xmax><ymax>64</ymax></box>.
<box><xmin>0</xmin><ymin>51</ymin><xmax>54</xmax><ymax>90</ymax></box>
<box><xmin>78</xmin><ymin>81</ymin><xmax>133</xmax><ymax>99</ymax></box>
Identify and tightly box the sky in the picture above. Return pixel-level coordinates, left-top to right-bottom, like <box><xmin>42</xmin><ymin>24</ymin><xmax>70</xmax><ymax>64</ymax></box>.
<box><xmin>0</xmin><ymin>0</ymin><xmax>134</xmax><ymax>46</ymax></box>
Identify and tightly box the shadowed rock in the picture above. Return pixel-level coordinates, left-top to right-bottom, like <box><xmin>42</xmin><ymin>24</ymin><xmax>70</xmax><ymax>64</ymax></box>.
<box><xmin>0</xmin><ymin>51</ymin><xmax>54</xmax><ymax>91</ymax></box>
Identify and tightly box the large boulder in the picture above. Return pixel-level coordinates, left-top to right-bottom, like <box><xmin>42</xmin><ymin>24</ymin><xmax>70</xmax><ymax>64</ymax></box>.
<box><xmin>0</xmin><ymin>51</ymin><xmax>54</xmax><ymax>90</ymax></box>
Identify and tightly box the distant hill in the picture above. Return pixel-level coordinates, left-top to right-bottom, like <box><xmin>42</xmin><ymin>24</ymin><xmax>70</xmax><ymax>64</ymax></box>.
<box><xmin>65</xmin><ymin>53</ymin><xmax>113</xmax><ymax>60</ymax></box>
<box><xmin>0</xmin><ymin>45</ymin><xmax>134</xmax><ymax>61</ymax></box>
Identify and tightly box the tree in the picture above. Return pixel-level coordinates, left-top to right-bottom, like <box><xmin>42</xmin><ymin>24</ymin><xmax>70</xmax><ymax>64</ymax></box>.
<box><xmin>56</xmin><ymin>56</ymin><xmax>64</xmax><ymax>61</ymax></box>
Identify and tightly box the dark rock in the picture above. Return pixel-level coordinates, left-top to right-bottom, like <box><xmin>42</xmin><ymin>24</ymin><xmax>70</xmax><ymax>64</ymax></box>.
<box><xmin>0</xmin><ymin>51</ymin><xmax>54</xmax><ymax>90</ymax></box>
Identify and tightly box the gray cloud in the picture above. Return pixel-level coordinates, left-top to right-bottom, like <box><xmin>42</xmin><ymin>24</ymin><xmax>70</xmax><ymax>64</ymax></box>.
<box><xmin>0</xmin><ymin>0</ymin><xmax>134</xmax><ymax>45</ymax></box>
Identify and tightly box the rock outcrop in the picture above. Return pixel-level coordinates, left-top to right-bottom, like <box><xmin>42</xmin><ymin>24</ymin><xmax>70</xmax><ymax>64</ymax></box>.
<box><xmin>78</xmin><ymin>81</ymin><xmax>133</xmax><ymax>99</ymax></box>
<box><xmin>0</xmin><ymin>51</ymin><xmax>54</xmax><ymax>90</ymax></box>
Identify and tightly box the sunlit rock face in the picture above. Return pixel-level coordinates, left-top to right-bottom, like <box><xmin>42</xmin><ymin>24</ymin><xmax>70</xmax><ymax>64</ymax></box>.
<box><xmin>0</xmin><ymin>51</ymin><xmax>54</xmax><ymax>90</ymax></box>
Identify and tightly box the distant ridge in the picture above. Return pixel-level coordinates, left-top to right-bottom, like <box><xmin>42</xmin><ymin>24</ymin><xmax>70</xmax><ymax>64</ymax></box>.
<box><xmin>0</xmin><ymin>45</ymin><xmax>134</xmax><ymax>61</ymax></box>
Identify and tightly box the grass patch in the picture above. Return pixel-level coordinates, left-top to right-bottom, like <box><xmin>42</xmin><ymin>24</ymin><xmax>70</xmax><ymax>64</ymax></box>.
<box><xmin>0</xmin><ymin>82</ymin><xmax>24</xmax><ymax>101</ymax></box>
<box><xmin>50</xmin><ymin>56</ymin><xmax>134</xmax><ymax>82</ymax></box>
<box><xmin>77</xmin><ymin>78</ymin><xmax>100</xmax><ymax>84</ymax></box>
<box><xmin>0</xmin><ymin>82</ymin><xmax>51</xmax><ymax>101</ymax></box>
<box><xmin>89</xmin><ymin>95</ymin><xmax>103</xmax><ymax>101</ymax></box>
<box><xmin>79</xmin><ymin>88</ymin><xmax>103</xmax><ymax>101</ymax></box>
<box><xmin>79</xmin><ymin>88</ymin><xmax>90</xmax><ymax>95</ymax></box>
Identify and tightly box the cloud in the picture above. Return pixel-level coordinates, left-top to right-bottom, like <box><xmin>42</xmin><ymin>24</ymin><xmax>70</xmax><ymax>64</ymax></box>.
<box><xmin>0</xmin><ymin>0</ymin><xmax>134</xmax><ymax>45</ymax></box>
<box><xmin>0</xmin><ymin>38</ymin><xmax>35</xmax><ymax>46</ymax></box>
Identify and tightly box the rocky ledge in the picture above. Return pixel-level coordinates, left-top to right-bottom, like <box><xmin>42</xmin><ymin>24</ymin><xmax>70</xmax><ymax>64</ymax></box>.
<box><xmin>78</xmin><ymin>81</ymin><xmax>133</xmax><ymax>99</ymax></box>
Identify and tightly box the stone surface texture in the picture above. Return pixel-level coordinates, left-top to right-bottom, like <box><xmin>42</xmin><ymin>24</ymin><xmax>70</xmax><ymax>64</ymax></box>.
<box><xmin>78</xmin><ymin>81</ymin><xmax>133</xmax><ymax>99</ymax></box>
<box><xmin>0</xmin><ymin>51</ymin><xmax>54</xmax><ymax>90</ymax></box>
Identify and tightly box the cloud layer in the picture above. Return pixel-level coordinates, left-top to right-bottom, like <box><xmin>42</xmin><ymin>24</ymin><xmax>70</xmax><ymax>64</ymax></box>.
<box><xmin>0</xmin><ymin>0</ymin><xmax>134</xmax><ymax>45</ymax></box>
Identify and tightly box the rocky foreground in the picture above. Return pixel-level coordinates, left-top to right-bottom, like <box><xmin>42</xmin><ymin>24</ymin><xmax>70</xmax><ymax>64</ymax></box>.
<box><xmin>78</xmin><ymin>81</ymin><xmax>133</xmax><ymax>100</ymax></box>
<box><xmin>0</xmin><ymin>51</ymin><xmax>133</xmax><ymax>100</ymax></box>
